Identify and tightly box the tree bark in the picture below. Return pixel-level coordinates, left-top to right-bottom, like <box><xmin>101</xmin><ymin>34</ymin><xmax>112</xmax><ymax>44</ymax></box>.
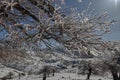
<box><xmin>111</xmin><ymin>68</ymin><xmax>119</xmax><ymax>80</ymax></box>
<box><xmin>52</xmin><ymin>69</ymin><xmax>55</xmax><ymax>76</ymax></box>
<box><xmin>111</xmin><ymin>72</ymin><xmax>119</xmax><ymax>80</ymax></box>
<box><xmin>43</xmin><ymin>72</ymin><xmax>47</xmax><ymax>80</ymax></box>
<box><xmin>118</xmin><ymin>74</ymin><xmax>120</xmax><ymax>80</ymax></box>
<box><xmin>87</xmin><ymin>67</ymin><xmax>92</xmax><ymax>80</ymax></box>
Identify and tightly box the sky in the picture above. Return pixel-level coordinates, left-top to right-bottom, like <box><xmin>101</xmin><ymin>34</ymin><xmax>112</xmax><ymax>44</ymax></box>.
<box><xmin>65</xmin><ymin>0</ymin><xmax>120</xmax><ymax>41</ymax></box>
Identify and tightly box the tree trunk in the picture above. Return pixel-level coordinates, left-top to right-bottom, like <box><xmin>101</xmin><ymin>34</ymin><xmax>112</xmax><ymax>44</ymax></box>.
<box><xmin>111</xmin><ymin>68</ymin><xmax>119</xmax><ymax>80</ymax></box>
<box><xmin>87</xmin><ymin>67</ymin><xmax>92</xmax><ymax>80</ymax></box>
<box><xmin>118</xmin><ymin>71</ymin><xmax>120</xmax><ymax>80</ymax></box>
<box><xmin>111</xmin><ymin>73</ymin><xmax>119</xmax><ymax>80</ymax></box>
<box><xmin>118</xmin><ymin>76</ymin><xmax>120</xmax><ymax>80</ymax></box>
<box><xmin>52</xmin><ymin>69</ymin><xmax>55</xmax><ymax>76</ymax></box>
<box><xmin>43</xmin><ymin>72</ymin><xmax>47</xmax><ymax>80</ymax></box>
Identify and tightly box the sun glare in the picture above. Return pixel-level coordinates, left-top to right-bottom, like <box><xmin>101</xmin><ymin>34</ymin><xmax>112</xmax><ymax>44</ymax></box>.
<box><xmin>115</xmin><ymin>0</ymin><xmax>118</xmax><ymax>5</ymax></box>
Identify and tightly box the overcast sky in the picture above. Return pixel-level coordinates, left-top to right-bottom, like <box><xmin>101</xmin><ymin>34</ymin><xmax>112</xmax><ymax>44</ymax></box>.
<box><xmin>65</xmin><ymin>0</ymin><xmax>120</xmax><ymax>41</ymax></box>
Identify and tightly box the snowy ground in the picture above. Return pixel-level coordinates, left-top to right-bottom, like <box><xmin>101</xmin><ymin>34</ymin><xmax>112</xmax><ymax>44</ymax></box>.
<box><xmin>0</xmin><ymin>60</ymin><xmax>113</xmax><ymax>80</ymax></box>
<box><xmin>7</xmin><ymin>73</ymin><xmax>112</xmax><ymax>80</ymax></box>
<box><xmin>0</xmin><ymin>67</ymin><xmax>113</xmax><ymax>80</ymax></box>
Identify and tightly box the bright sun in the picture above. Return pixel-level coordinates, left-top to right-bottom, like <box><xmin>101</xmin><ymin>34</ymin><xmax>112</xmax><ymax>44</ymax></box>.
<box><xmin>115</xmin><ymin>0</ymin><xmax>118</xmax><ymax>5</ymax></box>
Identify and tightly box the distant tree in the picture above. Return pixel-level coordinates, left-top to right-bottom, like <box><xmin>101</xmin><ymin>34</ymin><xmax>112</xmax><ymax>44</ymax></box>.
<box><xmin>80</xmin><ymin>41</ymin><xmax>120</xmax><ymax>80</ymax></box>
<box><xmin>37</xmin><ymin>65</ymin><xmax>55</xmax><ymax>80</ymax></box>
<box><xmin>97</xmin><ymin>42</ymin><xmax>120</xmax><ymax>80</ymax></box>
<box><xmin>86</xmin><ymin>63</ymin><xmax>92</xmax><ymax>80</ymax></box>
<box><xmin>77</xmin><ymin>59</ymin><xmax>103</xmax><ymax>79</ymax></box>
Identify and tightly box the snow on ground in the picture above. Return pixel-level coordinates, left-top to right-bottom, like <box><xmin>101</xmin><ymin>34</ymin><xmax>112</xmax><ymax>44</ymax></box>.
<box><xmin>7</xmin><ymin>73</ymin><xmax>113</xmax><ymax>80</ymax></box>
<box><xmin>0</xmin><ymin>64</ymin><xmax>24</xmax><ymax>79</ymax></box>
<box><xmin>0</xmin><ymin>63</ymin><xmax>113</xmax><ymax>80</ymax></box>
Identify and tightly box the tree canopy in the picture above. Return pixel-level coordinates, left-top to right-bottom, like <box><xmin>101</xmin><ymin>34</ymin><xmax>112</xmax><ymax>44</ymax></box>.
<box><xmin>0</xmin><ymin>0</ymin><xmax>116</xmax><ymax>52</ymax></box>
